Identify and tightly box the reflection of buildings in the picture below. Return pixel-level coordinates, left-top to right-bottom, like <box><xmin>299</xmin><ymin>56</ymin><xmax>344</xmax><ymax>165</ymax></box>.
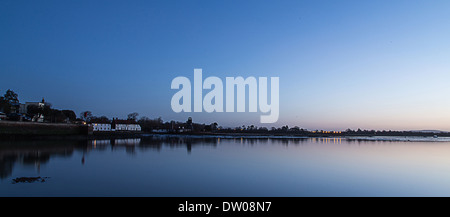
<box><xmin>90</xmin><ymin>139</ymin><xmax>111</xmax><ymax>147</ymax></box>
<box><xmin>90</xmin><ymin>138</ymin><xmax>142</xmax><ymax>147</ymax></box>
<box><xmin>90</xmin><ymin>138</ymin><xmax>142</xmax><ymax>155</ymax></box>
<box><xmin>114</xmin><ymin>138</ymin><xmax>141</xmax><ymax>146</ymax></box>
<box><xmin>0</xmin><ymin>136</ymin><xmax>319</xmax><ymax>180</ymax></box>
<box><xmin>89</xmin><ymin>136</ymin><xmax>220</xmax><ymax>153</ymax></box>
<box><xmin>311</xmin><ymin>137</ymin><xmax>342</xmax><ymax>144</ymax></box>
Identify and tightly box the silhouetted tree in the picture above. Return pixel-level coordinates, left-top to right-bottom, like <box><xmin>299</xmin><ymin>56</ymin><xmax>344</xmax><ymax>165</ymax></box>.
<box><xmin>27</xmin><ymin>104</ymin><xmax>43</xmax><ymax>117</ymax></box>
<box><xmin>186</xmin><ymin>117</ymin><xmax>193</xmax><ymax>130</ymax></box>
<box><xmin>90</xmin><ymin>115</ymin><xmax>110</xmax><ymax>123</ymax></box>
<box><xmin>0</xmin><ymin>89</ymin><xmax>19</xmax><ymax>113</ymax></box>
<box><xmin>62</xmin><ymin>110</ymin><xmax>77</xmax><ymax>121</ymax></box>
<box><xmin>80</xmin><ymin>111</ymin><xmax>93</xmax><ymax>122</ymax></box>
<box><xmin>127</xmin><ymin>112</ymin><xmax>139</xmax><ymax>121</ymax></box>
<box><xmin>0</xmin><ymin>96</ymin><xmax>7</xmax><ymax>113</ymax></box>
<box><xmin>138</xmin><ymin>116</ymin><xmax>164</xmax><ymax>132</ymax></box>
<box><xmin>4</xmin><ymin>89</ymin><xmax>18</xmax><ymax>104</ymax></box>
<box><xmin>48</xmin><ymin>109</ymin><xmax>66</xmax><ymax>123</ymax></box>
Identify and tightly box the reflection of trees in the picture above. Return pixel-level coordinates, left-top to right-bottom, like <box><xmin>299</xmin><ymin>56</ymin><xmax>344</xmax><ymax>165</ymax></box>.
<box><xmin>139</xmin><ymin>135</ymin><xmax>219</xmax><ymax>153</ymax></box>
<box><xmin>0</xmin><ymin>135</ymin><xmax>321</xmax><ymax>180</ymax></box>
<box><xmin>22</xmin><ymin>153</ymin><xmax>50</xmax><ymax>165</ymax></box>
<box><xmin>0</xmin><ymin>139</ymin><xmax>88</xmax><ymax>179</ymax></box>
<box><xmin>138</xmin><ymin>135</ymin><xmax>311</xmax><ymax>150</ymax></box>
<box><xmin>89</xmin><ymin>136</ymin><xmax>220</xmax><ymax>154</ymax></box>
<box><xmin>0</xmin><ymin>155</ymin><xmax>16</xmax><ymax>179</ymax></box>
<box><xmin>89</xmin><ymin>135</ymin><xmax>313</xmax><ymax>154</ymax></box>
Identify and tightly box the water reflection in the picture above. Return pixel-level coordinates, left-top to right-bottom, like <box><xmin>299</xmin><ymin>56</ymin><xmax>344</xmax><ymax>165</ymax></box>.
<box><xmin>3</xmin><ymin>135</ymin><xmax>450</xmax><ymax>196</ymax></box>
<box><xmin>0</xmin><ymin>135</ymin><xmax>430</xmax><ymax>180</ymax></box>
<box><xmin>0</xmin><ymin>135</ymin><xmax>350</xmax><ymax>180</ymax></box>
<box><xmin>311</xmin><ymin>137</ymin><xmax>342</xmax><ymax>144</ymax></box>
<box><xmin>0</xmin><ymin>139</ymin><xmax>87</xmax><ymax>179</ymax></box>
<box><xmin>89</xmin><ymin>135</ymin><xmax>220</xmax><ymax>154</ymax></box>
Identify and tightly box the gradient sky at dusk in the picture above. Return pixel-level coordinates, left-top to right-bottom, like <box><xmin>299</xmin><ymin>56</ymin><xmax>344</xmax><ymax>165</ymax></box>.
<box><xmin>1</xmin><ymin>0</ymin><xmax>450</xmax><ymax>130</ymax></box>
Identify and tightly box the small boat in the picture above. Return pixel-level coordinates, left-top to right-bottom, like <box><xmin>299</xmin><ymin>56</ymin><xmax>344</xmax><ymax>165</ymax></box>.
<box><xmin>433</xmin><ymin>135</ymin><xmax>438</xmax><ymax>138</ymax></box>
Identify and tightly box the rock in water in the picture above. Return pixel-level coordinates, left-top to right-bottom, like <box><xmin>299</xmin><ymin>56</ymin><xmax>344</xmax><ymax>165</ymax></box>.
<box><xmin>12</xmin><ymin>176</ymin><xmax>49</xmax><ymax>184</ymax></box>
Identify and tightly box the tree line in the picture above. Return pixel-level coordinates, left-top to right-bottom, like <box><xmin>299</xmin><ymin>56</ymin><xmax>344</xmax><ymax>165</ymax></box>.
<box><xmin>3</xmin><ymin>89</ymin><xmax>449</xmax><ymax>137</ymax></box>
<box><xmin>0</xmin><ymin>89</ymin><xmax>76</xmax><ymax>123</ymax></box>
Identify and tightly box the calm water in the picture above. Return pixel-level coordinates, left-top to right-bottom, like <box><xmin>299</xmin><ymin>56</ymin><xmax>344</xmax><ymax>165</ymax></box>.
<box><xmin>2</xmin><ymin>135</ymin><xmax>450</xmax><ymax>196</ymax></box>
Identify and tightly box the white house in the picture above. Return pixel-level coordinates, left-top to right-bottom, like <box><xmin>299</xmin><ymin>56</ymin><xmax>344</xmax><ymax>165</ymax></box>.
<box><xmin>112</xmin><ymin>119</ymin><xmax>141</xmax><ymax>131</ymax></box>
<box><xmin>20</xmin><ymin>98</ymin><xmax>46</xmax><ymax>122</ymax></box>
<box><xmin>91</xmin><ymin>123</ymin><xmax>112</xmax><ymax>131</ymax></box>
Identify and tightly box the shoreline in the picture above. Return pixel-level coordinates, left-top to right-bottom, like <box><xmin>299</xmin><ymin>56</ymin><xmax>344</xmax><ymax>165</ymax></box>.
<box><xmin>1</xmin><ymin>120</ymin><xmax>450</xmax><ymax>141</ymax></box>
<box><xmin>1</xmin><ymin>131</ymin><xmax>449</xmax><ymax>142</ymax></box>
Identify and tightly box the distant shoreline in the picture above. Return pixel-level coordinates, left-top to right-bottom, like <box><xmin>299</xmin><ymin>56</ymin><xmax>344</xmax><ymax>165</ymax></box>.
<box><xmin>1</xmin><ymin>120</ymin><xmax>450</xmax><ymax>140</ymax></box>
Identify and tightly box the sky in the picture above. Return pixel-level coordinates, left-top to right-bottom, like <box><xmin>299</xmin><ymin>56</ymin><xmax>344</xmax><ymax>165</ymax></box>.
<box><xmin>1</xmin><ymin>0</ymin><xmax>450</xmax><ymax>131</ymax></box>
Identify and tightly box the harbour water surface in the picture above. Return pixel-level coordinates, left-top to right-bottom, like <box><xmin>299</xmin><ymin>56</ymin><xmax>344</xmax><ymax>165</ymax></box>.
<box><xmin>2</xmin><ymin>135</ymin><xmax>450</xmax><ymax>196</ymax></box>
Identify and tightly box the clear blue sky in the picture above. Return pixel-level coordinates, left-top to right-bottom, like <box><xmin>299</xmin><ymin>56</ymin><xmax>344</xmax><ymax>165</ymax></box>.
<box><xmin>1</xmin><ymin>0</ymin><xmax>450</xmax><ymax>130</ymax></box>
